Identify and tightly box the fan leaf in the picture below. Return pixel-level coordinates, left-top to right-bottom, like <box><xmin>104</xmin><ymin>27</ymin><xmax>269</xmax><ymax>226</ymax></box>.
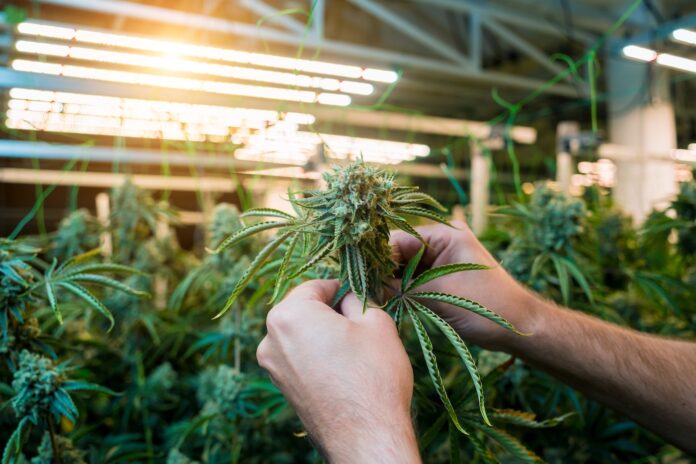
<box><xmin>207</xmin><ymin>221</ymin><xmax>287</xmax><ymax>255</ymax></box>
<box><xmin>409</xmin><ymin>298</ymin><xmax>490</xmax><ymax>425</ymax></box>
<box><xmin>410</xmin><ymin>292</ymin><xmax>524</xmax><ymax>334</ymax></box>
<box><xmin>241</xmin><ymin>208</ymin><xmax>295</xmax><ymax>221</ymax></box>
<box><xmin>57</xmin><ymin>282</ymin><xmax>115</xmax><ymax>331</ymax></box>
<box><xmin>70</xmin><ymin>274</ymin><xmax>151</xmax><ymax>299</ymax></box>
<box><xmin>214</xmin><ymin>232</ymin><xmax>291</xmax><ymax>319</ymax></box>
<box><xmin>401</xmin><ymin>245</ymin><xmax>425</xmax><ymax>291</ymax></box>
<box><xmin>271</xmin><ymin>233</ymin><xmax>300</xmax><ymax>303</ymax></box>
<box><xmin>407</xmin><ymin>305</ymin><xmax>468</xmax><ymax>435</ymax></box>
<box><xmin>407</xmin><ymin>263</ymin><xmax>489</xmax><ymax>292</ymax></box>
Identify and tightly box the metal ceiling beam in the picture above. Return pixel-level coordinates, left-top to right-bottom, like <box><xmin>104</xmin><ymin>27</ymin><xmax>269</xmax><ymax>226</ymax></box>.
<box><xmin>312</xmin><ymin>0</ymin><xmax>325</xmax><ymax>40</ymax></box>
<box><xmin>27</xmin><ymin>0</ymin><xmax>579</xmax><ymax>96</ymax></box>
<box><xmin>348</xmin><ymin>0</ymin><xmax>471</xmax><ymax>66</ymax></box>
<box><xmin>483</xmin><ymin>18</ymin><xmax>566</xmax><ymax>76</ymax></box>
<box><xmin>502</xmin><ymin>0</ymin><xmax>653</xmax><ymax>33</ymax></box>
<box><xmin>0</xmin><ymin>167</ymin><xmax>240</xmax><ymax>193</ymax></box>
<box><xmin>0</xmin><ymin>69</ymin><xmax>537</xmax><ymax>143</ymax></box>
<box><xmin>240</xmin><ymin>0</ymin><xmax>307</xmax><ymax>35</ymax></box>
<box><xmin>410</xmin><ymin>0</ymin><xmax>596</xmax><ymax>43</ymax></box>
<box><xmin>615</xmin><ymin>12</ymin><xmax>696</xmax><ymax>48</ymax></box>
<box><xmin>0</xmin><ymin>139</ymin><xmax>297</xmax><ymax>170</ymax></box>
<box><xmin>0</xmin><ymin>141</ymin><xmax>473</xmax><ymax>180</ymax></box>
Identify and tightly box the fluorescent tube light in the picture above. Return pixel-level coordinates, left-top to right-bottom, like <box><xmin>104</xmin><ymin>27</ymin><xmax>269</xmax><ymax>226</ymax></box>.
<box><xmin>622</xmin><ymin>45</ymin><xmax>657</xmax><ymax>62</ymax></box>
<box><xmin>672</xmin><ymin>28</ymin><xmax>696</xmax><ymax>46</ymax></box>
<box><xmin>16</xmin><ymin>21</ymin><xmax>397</xmax><ymax>84</ymax></box>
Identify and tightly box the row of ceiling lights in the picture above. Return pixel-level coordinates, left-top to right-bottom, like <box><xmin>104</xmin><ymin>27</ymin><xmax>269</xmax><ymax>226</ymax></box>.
<box><xmin>6</xmin><ymin>21</ymin><xmax>429</xmax><ymax>165</ymax></box>
<box><xmin>622</xmin><ymin>28</ymin><xmax>696</xmax><ymax>73</ymax></box>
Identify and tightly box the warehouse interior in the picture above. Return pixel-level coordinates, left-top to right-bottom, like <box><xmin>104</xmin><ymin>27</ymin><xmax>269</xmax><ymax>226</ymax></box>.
<box><xmin>0</xmin><ymin>0</ymin><xmax>694</xmax><ymax>462</ymax></box>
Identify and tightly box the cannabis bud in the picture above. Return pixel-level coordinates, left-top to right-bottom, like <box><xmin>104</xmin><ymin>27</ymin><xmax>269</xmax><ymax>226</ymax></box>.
<box><xmin>528</xmin><ymin>183</ymin><xmax>585</xmax><ymax>252</ymax></box>
<box><xmin>31</xmin><ymin>432</ymin><xmax>87</xmax><ymax>464</ymax></box>
<box><xmin>11</xmin><ymin>350</ymin><xmax>64</xmax><ymax>422</ymax></box>
<box><xmin>209</xmin><ymin>159</ymin><xmax>450</xmax><ymax>316</ymax></box>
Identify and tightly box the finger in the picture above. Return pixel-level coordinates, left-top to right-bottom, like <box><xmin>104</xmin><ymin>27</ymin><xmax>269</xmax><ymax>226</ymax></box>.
<box><xmin>390</xmin><ymin>222</ymin><xmax>473</xmax><ymax>267</ymax></box>
<box><xmin>338</xmin><ymin>292</ymin><xmax>382</xmax><ymax>323</ymax></box>
<box><xmin>283</xmin><ymin>279</ymin><xmax>339</xmax><ymax>306</ymax></box>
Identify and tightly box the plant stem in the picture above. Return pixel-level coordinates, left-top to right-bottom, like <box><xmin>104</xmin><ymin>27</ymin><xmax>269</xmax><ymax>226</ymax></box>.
<box><xmin>48</xmin><ymin>415</ymin><xmax>62</xmax><ymax>464</ymax></box>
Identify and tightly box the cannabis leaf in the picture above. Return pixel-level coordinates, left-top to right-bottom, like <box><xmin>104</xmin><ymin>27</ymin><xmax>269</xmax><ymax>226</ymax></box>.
<box><xmin>32</xmin><ymin>249</ymin><xmax>149</xmax><ymax>331</ymax></box>
<box><xmin>384</xmin><ymin>245</ymin><xmax>523</xmax><ymax>432</ymax></box>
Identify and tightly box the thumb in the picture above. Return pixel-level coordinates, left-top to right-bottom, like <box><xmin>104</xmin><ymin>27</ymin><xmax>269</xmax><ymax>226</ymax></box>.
<box><xmin>340</xmin><ymin>292</ymin><xmax>385</xmax><ymax>324</ymax></box>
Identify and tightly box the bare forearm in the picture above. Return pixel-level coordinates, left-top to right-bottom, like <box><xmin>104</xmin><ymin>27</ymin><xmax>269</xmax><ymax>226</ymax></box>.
<box><xmin>320</xmin><ymin>415</ymin><xmax>421</xmax><ymax>464</ymax></box>
<box><xmin>503</xmin><ymin>297</ymin><xmax>696</xmax><ymax>453</ymax></box>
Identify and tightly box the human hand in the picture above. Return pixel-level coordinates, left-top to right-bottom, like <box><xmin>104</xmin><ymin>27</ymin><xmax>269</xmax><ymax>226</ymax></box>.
<box><xmin>256</xmin><ymin>280</ymin><xmax>421</xmax><ymax>464</ymax></box>
<box><xmin>390</xmin><ymin>222</ymin><xmax>542</xmax><ymax>352</ymax></box>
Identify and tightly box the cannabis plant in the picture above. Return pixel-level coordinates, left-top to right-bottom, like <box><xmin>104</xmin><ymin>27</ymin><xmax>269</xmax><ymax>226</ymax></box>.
<box><xmin>500</xmin><ymin>183</ymin><xmax>593</xmax><ymax>305</ymax></box>
<box><xmin>208</xmin><ymin>160</ymin><xmax>524</xmax><ymax>437</ymax></box>
<box><xmin>48</xmin><ymin>209</ymin><xmax>101</xmax><ymax>261</ymax></box>
<box><xmin>3</xmin><ymin>350</ymin><xmax>113</xmax><ymax>464</ymax></box>
<box><xmin>1</xmin><ymin>238</ymin><xmax>148</xmax><ymax>463</ymax></box>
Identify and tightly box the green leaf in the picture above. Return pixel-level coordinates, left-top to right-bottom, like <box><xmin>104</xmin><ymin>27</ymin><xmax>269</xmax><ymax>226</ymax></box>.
<box><xmin>45</xmin><ymin>259</ymin><xmax>61</xmax><ymax>324</ymax></box>
<box><xmin>355</xmin><ymin>247</ymin><xmax>368</xmax><ymax>309</ymax></box>
<box><xmin>467</xmin><ymin>431</ymin><xmax>497</xmax><ymax>464</ymax></box>
<box><xmin>287</xmin><ymin>240</ymin><xmax>334</xmax><ymax>279</ymax></box>
<box><xmin>64</xmin><ymin>262</ymin><xmax>145</xmax><ymax>277</ymax></box>
<box><xmin>466</xmin><ymin>421</ymin><xmax>542</xmax><ymax>463</ymax></box>
<box><xmin>409</xmin><ymin>298</ymin><xmax>490</xmax><ymax>425</ymax></box>
<box><xmin>70</xmin><ymin>274</ymin><xmax>151</xmax><ymax>298</ymax></box>
<box><xmin>396</xmin><ymin>206</ymin><xmax>452</xmax><ymax>226</ymax></box>
<box><xmin>550</xmin><ymin>253</ymin><xmax>570</xmax><ymax>305</ymax></box>
<box><xmin>402</xmin><ymin>245</ymin><xmax>425</xmax><ymax>291</ymax></box>
<box><xmin>241</xmin><ymin>208</ymin><xmax>295</xmax><ymax>221</ymax></box>
<box><xmin>2</xmin><ymin>417</ymin><xmax>30</xmax><ymax>464</ymax></box>
<box><xmin>386</xmin><ymin>216</ymin><xmax>424</xmax><ymax>243</ymax></box>
<box><xmin>271</xmin><ymin>233</ymin><xmax>300</xmax><ymax>303</ymax></box>
<box><xmin>57</xmin><ymin>281</ymin><xmax>115</xmax><ymax>331</ymax></box>
<box><xmin>62</xmin><ymin>381</ymin><xmax>121</xmax><ymax>396</ymax></box>
<box><xmin>214</xmin><ymin>232</ymin><xmax>291</xmax><ymax>319</ymax></box>
<box><xmin>330</xmin><ymin>281</ymin><xmax>351</xmax><ymax>308</ymax></box>
<box><xmin>410</xmin><ymin>292</ymin><xmax>523</xmax><ymax>334</ymax></box>
<box><xmin>343</xmin><ymin>245</ymin><xmax>366</xmax><ymax>304</ymax></box>
<box><xmin>490</xmin><ymin>409</ymin><xmax>574</xmax><ymax>428</ymax></box>
<box><xmin>407</xmin><ymin>263</ymin><xmax>489</xmax><ymax>292</ymax></box>
<box><xmin>393</xmin><ymin>192</ymin><xmax>447</xmax><ymax>212</ymax></box>
<box><xmin>206</xmin><ymin>221</ymin><xmax>287</xmax><ymax>255</ymax></box>
<box><xmin>562</xmin><ymin>256</ymin><xmax>595</xmax><ymax>305</ymax></box>
<box><xmin>407</xmin><ymin>305</ymin><xmax>468</xmax><ymax>435</ymax></box>
<box><xmin>60</xmin><ymin>248</ymin><xmax>102</xmax><ymax>270</ymax></box>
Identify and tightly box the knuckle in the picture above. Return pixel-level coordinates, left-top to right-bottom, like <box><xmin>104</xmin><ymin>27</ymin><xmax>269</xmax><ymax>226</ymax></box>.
<box><xmin>256</xmin><ymin>338</ymin><xmax>271</xmax><ymax>368</ymax></box>
<box><xmin>371</xmin><ymin>308</ymin><xmax>397</xmax><ymax>328</ymax></box>
<box><xmin>265</xmin><ymin>306</ymin><xmax>293</xmax><ymax>334</ymax></box>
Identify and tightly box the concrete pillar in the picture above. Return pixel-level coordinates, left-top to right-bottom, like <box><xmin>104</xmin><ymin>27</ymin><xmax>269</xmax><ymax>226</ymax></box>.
<box><xmin>556</xmin><ymin>121</ymin><xmax>580</xmax><ymax>195</ymax></box>
<box><xmin>607</xmin><ymin>44</ymin><xmax>677</xmax><ymax>223</ymax></box>
<box><xmin>470</xmin><ymin>140</ymin><xmax>490</xmax><ymax>235</ymax></box>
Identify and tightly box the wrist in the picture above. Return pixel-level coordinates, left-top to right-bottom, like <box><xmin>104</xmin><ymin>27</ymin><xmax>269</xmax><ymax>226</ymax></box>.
<box><xmin>494</xmin><ymin>287</ymin><xmax>550</xmax><ymax>356</ymax></box>
<box><xmin>321</xmin><ymin>410</ymin><xmax>420</xmax><ymax>464</ymax></box>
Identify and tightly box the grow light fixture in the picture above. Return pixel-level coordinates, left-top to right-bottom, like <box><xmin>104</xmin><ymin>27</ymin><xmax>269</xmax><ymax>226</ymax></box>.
<box><xmin>12</xmin><ymin>21</ymin><xmax>399</xmax><ymax>97</ymax></box>
<box><xmin>14</xmin><ymin>40</ymin><xmax>373</xmax><ymax>96</ymax></box>
<box><xmin>4</xmin><ymin>88</ymin><xmax>429</xmax><ymax>165</ymax></box>
<box><xmin>656</xmin><ymin>53</ymin><xmax>696</xmax><ymax>73</ymax></box>
<box><xmin>622</xmin><ymin>45</ymin><xmax>696</xmax><ymax>74</ymax></box>
<box><xmin>11</xmin><ymin>59</ymin><xmax>349</xmax><ymax>105</ymax></box>
<box><xmin>672</xmin><ymin>28</ymin><xmax>696</xmax><ymax>46</ymax></box>
<box><xmin>5</xmin><ymin>87</ymin><xmax>315</xmax><ymax>142</ymax></box>
<box><xmin>622</xmin><ymin>45</ymin><xmax>658</xmax><ymax>62</ymax></box>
